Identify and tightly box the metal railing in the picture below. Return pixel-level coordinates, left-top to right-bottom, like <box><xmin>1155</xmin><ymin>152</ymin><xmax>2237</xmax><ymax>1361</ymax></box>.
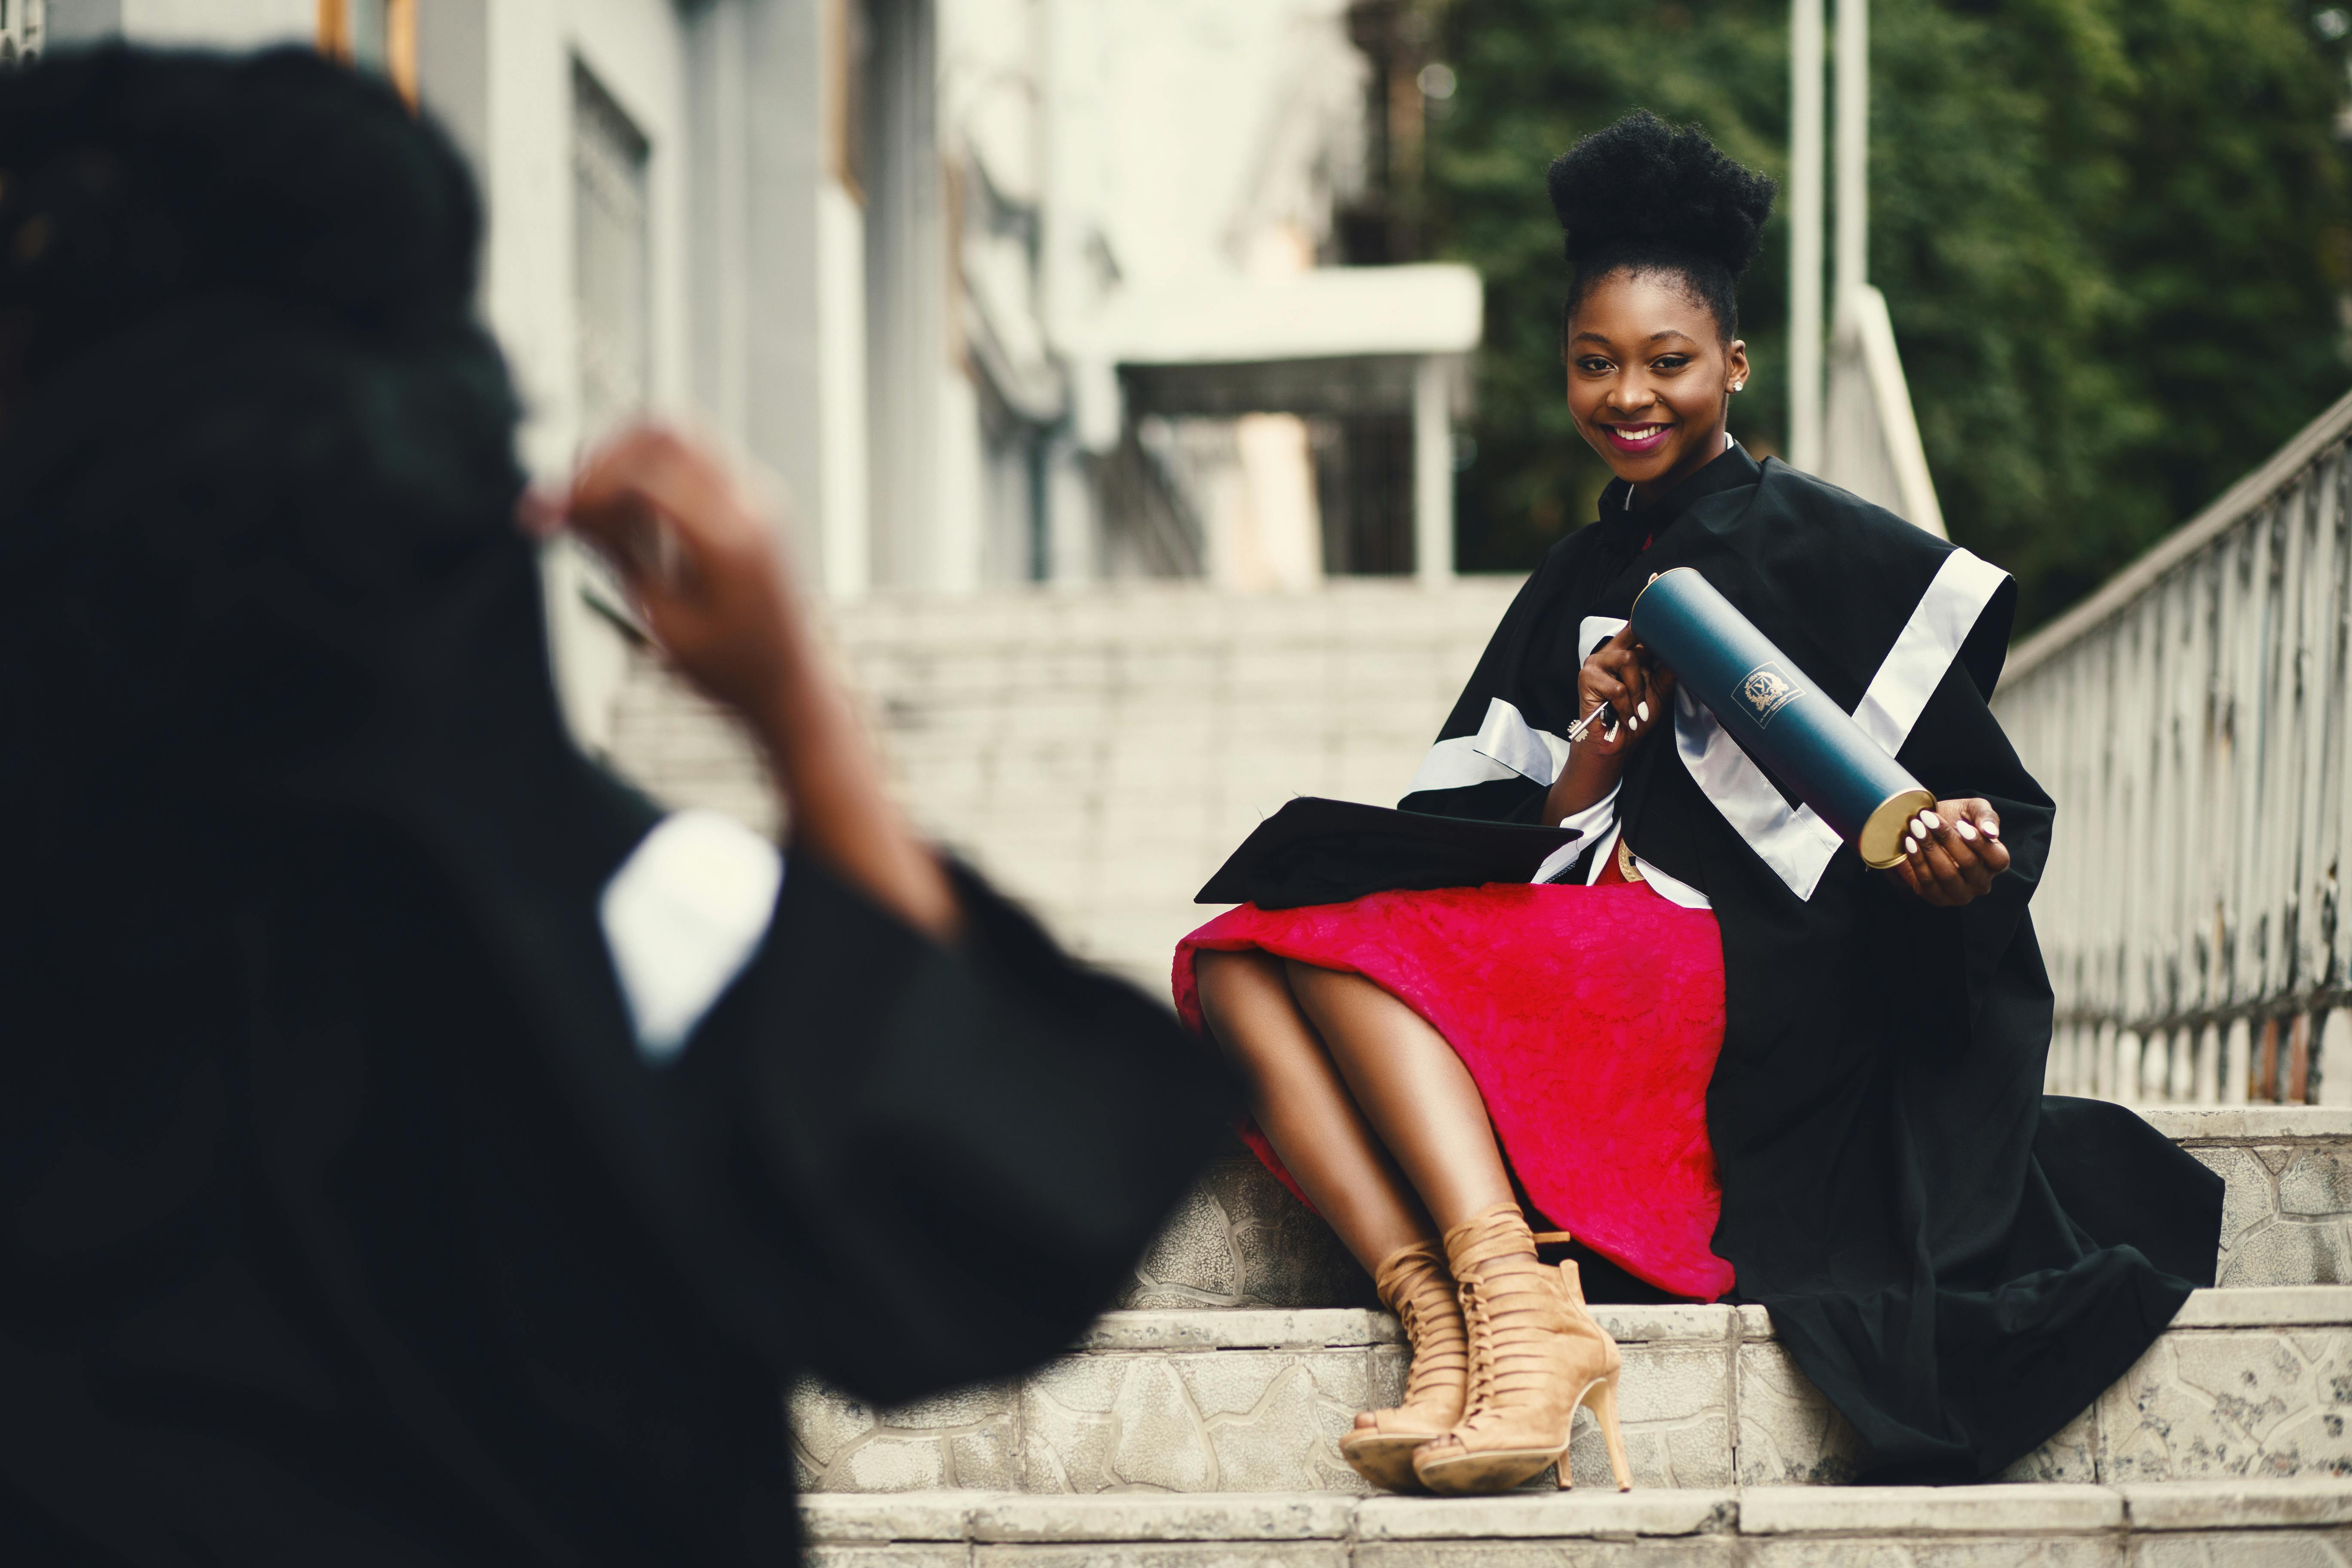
<box><xmin>1993</xmin><ymin>388</ymin><xmax>2352</xmax><ymax>1106</ymax></box>
<box><xmin>1822</xmin><ymin>285</ymin><xmax>1947</xmax><ymax>539</ymax></box>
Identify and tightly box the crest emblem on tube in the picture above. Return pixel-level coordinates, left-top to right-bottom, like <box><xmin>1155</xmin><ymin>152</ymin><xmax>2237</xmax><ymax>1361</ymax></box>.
<box><xmin>1739</xmin><ymin>662</ymin><xmax>1803</xmax><ymax>727</ymax></box>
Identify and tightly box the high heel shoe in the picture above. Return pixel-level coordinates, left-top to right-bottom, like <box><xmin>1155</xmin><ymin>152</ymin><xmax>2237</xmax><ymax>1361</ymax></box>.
<box><xmin>1337</xmin><ymin>1239</ymin><xmax>1469</xmax><ymax>1492</ymax></box>
<box><xmin>1410</xmin><ymin>1202</ymin><xmax>1634</xmax><ymax>1495</ymax></box>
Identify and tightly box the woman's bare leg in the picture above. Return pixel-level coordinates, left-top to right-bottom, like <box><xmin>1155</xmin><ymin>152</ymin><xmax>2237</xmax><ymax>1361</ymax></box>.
<box><xmin>1283</xmin><ymin>962</ymin><xmax>1516</xmax><ymax>1234</ymax></box>
<box><xmin>1193</xmin><ymin>949</ymin><xmax>1435</xmax><ymax>1272</ymax></box>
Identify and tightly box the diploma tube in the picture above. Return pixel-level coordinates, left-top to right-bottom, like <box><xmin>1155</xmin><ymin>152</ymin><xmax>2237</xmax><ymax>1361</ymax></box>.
<box><xmin>1631</xmin><ymin>568</ymin><xmax>1933</xmax><ymax>870</ymax></box>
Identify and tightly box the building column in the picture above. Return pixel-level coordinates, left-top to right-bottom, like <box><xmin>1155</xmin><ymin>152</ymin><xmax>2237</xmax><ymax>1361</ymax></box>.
<box><xmin>1413</xmin><ymin>353</ymin><xmax>1453</xmax><ymax>586</ymax></box>
<box><xmin>864</xmin><ymin>0</ymin><xmax>944</xmax><ymax>592</ymax></box>
<box><xmin>700</xmin><ymin>0</ymin><xmax>869</xmax><ymax>596</ymax></box>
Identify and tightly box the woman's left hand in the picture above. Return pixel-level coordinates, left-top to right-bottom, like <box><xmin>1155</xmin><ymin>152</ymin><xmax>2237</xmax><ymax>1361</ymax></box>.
<box><xmin>1886</xmin><ymin>798</ymin><xmax>2012</xmax><ymax>907</ymax></box>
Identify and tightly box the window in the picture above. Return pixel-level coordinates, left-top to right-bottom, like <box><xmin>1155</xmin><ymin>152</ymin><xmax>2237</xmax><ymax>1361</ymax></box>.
<box><xmin>572</xmin><ymin>62</ymin><xmax>651</xmax><ymax>442</ymax></box>
<box><xmin>0</xmin><ymin>1</ymin><xmax>44</xmax><ymax>67</ymax></box>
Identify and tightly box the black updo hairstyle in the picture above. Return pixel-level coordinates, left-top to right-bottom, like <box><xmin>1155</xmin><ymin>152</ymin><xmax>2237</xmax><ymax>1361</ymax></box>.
<box><xmin>1547</xmin><ymin>109</ymin><xmax>1777</xmax><ymax>343</ymax></box>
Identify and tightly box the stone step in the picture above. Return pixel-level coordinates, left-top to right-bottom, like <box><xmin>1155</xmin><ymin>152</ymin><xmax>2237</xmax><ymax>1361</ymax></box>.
<box><xmin>793</xmin><ymin>1287</ymin><xmax>2352</xmax><ymax>1498</ymax></box>
<box><xmin>1124</xmin><ymin>1109</ymin><xmax>2352</xmax><ymax>1315</ymax></box>
<box><xmin>800</xmin><ymin>1479</ymin><xmax>2352</xmax><ymax>1565</ymax></box>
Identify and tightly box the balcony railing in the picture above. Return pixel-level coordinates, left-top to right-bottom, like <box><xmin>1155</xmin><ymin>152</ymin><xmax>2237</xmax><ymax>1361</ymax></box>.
<box><xmin>1993</xmin><ymin>389</ymin><xmax>2352</xmax><ymax>1106</ymax></box>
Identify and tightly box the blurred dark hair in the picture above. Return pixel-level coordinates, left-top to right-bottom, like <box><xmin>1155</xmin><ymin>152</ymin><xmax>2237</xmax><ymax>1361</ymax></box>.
<box><xmin>0</xmin><ymin>47</ymin><xmax>530</xmax><ymax>784</ymax></box>
<box><xmin>0</xmin><ymin>45</ymin><xmax>483</xmax><ymax>377</ymax></box>
<box><xmin>1547</xmin><ymin>109</ymin><xmax>1776</xmax><ymax>343</ymax></box>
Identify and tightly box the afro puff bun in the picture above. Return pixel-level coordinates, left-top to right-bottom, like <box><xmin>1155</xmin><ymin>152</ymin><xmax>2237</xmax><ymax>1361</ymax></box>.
<box><xmin>1546</xmin><ymin>109</ymin><xmax>1776</xmax><ymax>337</ymax></box>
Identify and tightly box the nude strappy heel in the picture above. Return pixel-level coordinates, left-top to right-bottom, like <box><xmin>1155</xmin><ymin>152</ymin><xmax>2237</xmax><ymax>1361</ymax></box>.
<box><xmin>1338</xmin><ymin>1239</ymin><xmax>1470</xmax><ymax>1492</ymax></box>
<box><xmin>1410</xmin><ymin>1202</ymin><xmax>1634</xmax><ymax>1495</ymax></box>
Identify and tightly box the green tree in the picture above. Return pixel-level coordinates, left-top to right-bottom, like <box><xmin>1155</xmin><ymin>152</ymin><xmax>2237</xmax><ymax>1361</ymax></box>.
<box><xmin>1429</xmin><ymin>0</ymin><xmax>2350</xmax><ymax>629</ymax></box>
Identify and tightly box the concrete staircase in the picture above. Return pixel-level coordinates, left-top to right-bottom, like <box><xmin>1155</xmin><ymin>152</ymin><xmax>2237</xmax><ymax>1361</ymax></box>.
<box><xmin>790</xmin><ymin>1110</ymin><xmax>2352</xmax><ymax>1494</ymax></box>
<box><xmin>606</xmin><ymin>579</ymin><xmax>1524</xmax><ymax>990</ymax></box>
<box><xmin>597</xmin><ymin>586</ymin><xmax>2352</xmax><ymax>1562</ymax></box>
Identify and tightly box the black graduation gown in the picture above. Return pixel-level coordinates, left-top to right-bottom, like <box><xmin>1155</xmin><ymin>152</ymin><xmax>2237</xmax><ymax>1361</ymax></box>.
<box><xmin>1400</xmin><ymin>444</ymin><xmax>2222</xmax><ymax>1483</ymax></box>
<box><xmin>0</xmin><ymin>303</ymin><xmax>1235</xmax><ymax>1565</ymax></box>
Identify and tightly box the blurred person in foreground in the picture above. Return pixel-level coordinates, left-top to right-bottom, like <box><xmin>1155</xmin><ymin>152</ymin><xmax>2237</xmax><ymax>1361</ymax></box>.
<box><xmin>0</xmin><ymin>47</ymin><xmax>1231</xmax><ymax>1566</ymax></box>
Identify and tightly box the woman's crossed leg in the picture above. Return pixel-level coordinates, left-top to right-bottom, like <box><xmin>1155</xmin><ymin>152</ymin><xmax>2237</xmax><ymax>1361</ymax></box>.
<box><xmin>1190</xmin><ymin>952</ymin><xmax>1629</xmax><ymax>1495</ymax></box>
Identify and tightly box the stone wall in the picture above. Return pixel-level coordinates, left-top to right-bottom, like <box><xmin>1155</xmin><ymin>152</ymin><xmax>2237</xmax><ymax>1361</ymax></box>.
<box><xmin>790</xmin><ymin>1289</ymin><xmax>2352</xmax><ymax>1497</ymax></box>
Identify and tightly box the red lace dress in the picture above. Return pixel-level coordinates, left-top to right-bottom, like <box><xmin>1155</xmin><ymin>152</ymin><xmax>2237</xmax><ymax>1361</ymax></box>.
<box><xmin>1172</xmin><ymin>851</ymin><xmax>1736</xmax><ymax>1302</ymax></box>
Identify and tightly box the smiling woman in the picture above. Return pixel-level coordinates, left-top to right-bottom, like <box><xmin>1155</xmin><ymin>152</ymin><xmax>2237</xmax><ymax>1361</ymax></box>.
<box><xmin>1176</xmin><ymin>107</ymin><xmax>2224</xmax><ymax>1494</ymax></box>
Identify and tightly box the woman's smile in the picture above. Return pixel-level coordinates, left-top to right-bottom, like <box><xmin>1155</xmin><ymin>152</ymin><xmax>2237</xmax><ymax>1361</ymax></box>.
<box><xmin>1602</xmin><ymin>420</ymin><xmax>1673</xmax><ymax>454</ymax></box>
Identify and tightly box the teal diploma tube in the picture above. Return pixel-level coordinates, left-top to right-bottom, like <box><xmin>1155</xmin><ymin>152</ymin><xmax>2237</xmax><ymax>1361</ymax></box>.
<box><xmin>1630</xmin><ymin>567</ymin><xmax>1932</xmax><ymax>870</ymax></box>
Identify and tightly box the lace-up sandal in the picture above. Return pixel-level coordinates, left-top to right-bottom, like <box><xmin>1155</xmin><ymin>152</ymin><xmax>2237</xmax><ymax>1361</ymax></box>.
<box><xmin>1411</xmin><ymin>1202</ymin><xmax>1633</xmax><ymax>1495</ymax></box>
<box><xmin>1337</xmin><ymin>1240</ymin><xmax>1469</xmax><ymax>1491</ymax></box>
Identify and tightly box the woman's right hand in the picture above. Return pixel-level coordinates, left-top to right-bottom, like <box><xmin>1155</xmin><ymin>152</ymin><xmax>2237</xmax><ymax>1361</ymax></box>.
<box><xmin>556</xmin><ymin>426</ymin><xmax>805</xmax><ymax>722</ymax></box>
<box><xmin>550</xmin><ymin>425</ymin><xmax>961</xmax><ymax>940</ymax></box>
<box><xmin>1575</xmin><ymin>624</ymin><xmax>1675</xmax><ymax>760</ymax></box>
<box><xmin>1543</xmin><ymin>625</ymin><xmax>1675</xmax><ymax>824</ymax></box>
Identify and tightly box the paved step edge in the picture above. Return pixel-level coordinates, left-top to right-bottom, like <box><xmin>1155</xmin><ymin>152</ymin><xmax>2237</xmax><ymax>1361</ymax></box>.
<box><xmin>801</xmin><ymin>1481</ymin><xmax>2352</xmax><ymax>1544</ymax></box>
<box><xmin>2138</xmin><ymin>1107</ymin><xmax>2352</xmax><ymax>1141</ymax></box>
<box><xmin>1077</xmin><ymin>1287</ymin><xmax>2352</xmax><ymax>1355</ymax></box>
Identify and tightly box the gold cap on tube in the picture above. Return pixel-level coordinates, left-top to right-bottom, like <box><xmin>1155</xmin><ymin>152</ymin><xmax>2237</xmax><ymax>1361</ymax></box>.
<box><xmin>1859</xmin><ymin>787</ymin><xmax>1938</xmax><ymax>870</ymax></box>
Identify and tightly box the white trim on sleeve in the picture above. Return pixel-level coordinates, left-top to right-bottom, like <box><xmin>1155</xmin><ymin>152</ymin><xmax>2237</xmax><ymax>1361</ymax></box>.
<box><xmin>599</xmin><ymin>809</ymin><xmax>785</xmax><ymax>1066</ymax></box>
<box><xmin>1852</xmin><ymin>549</ymin><xmax>2008</xmax><ymax>754</ymax></box>
<box><xmin>1405</xmin><ymin>735</ymin><xmax>1522</xmax><ymax>793</ymax></box>
<box><xmin>1407</xmin><ymin>697</ymin><xmax>1571</xmax><ymax>794</ymax></box>
<box><xmin>1531</xmin><ymin>782</ymin><xmax>1620</xmax><ymax>885</ymax></box>
<box><xmin>1673</xmin><ymin>687</ymin><xmax>1847</xmax><ymax>900</ymax></box>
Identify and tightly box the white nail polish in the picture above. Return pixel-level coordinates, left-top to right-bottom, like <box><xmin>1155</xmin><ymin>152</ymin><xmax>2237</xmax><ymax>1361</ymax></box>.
<box><xmin>1628</xmin><ymin>716</ymin><xmax>1640</xmax><ymax>732</ymax></box>
<box><xmin>1955</xmin><ymin>818</ymin><xmax>1979</xmax><ymax>842</ymax></box>
<box><xmin>1909</xmin><ymin>816</ymin><xmax>1926</xmax><ymax>838</ymax></box>
<box><xmin>1638</xmin><ymin>701</ymin><xmax>1651</xmax><ymax>723</ymax></box>
<box><xmin>1982</xmin><ymin>821</ymin><xmax>2000</xmax><ymax>838</ymax></box>
<box><xmin>1921</xmin><ymin>810</ymin><xmax>1942</xmax><ymax>831</ymax></box>
<box><xmin>1904</xmin><ymin>836</ymin><xmax>1918</xmax><ymax>855</ymax></box>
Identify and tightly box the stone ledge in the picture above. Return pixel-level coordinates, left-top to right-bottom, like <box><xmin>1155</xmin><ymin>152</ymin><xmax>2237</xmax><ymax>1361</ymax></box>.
<box><xmin>1077</xmin><ymin>1309</ymin><xmax>1400</xmax><ymax>1352</ymax></box>
<box><xmin>1737</xmin><ymin>1483</ymin><xmax>2122</xmax><ymax>1535</ymax></box>
<box><xmin>2120</xmin><ymin>1478</ymin><xmax>2352</xmax><ymax>1530</ymax></box>
<box><xmin>969</xmin><ymin>1493</ymin><xmax>1358</xmax><ymax>1543</ymax></box>
<box><xmin>804</xmin><ymin>1491</ymin><xmax>988</xmax><ymax>1543</ymax></box>
<box><xmin>2138</xmin><ymin>1109</ymin><xmax>2352</xmax><ymax>1143</ymax></box>
<box><xmin>1352</xmin><ymin>1491</ymin><xmax>1734</xmax><ymax>1540</ymax></box>
<box><xmin>1073</xmin><ymin>1290</ymin><xmax>2352</xmax><ymax>1358</ymax></box>
<box><xmin>802</xmin><ymin>1481</ymin><xmax>2352</xmax><ymax>1545</ymax></box>
<box><xmin>2169</xmin><ymin>1285</ymin><xmax>2352</xmax><ymax>1327</ymax></box>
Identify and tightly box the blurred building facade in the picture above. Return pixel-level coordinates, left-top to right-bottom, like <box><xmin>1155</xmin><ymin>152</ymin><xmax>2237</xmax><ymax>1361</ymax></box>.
<box><xmin>48</xmin><ymin>0</ymin><xmax>1478</xmax><ymax>740</ymax></box>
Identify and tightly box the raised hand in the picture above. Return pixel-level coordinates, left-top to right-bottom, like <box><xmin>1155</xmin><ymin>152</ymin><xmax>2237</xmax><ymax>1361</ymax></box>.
<box><xmin>557</xmin><ymin>426</ymin><xmax>803</xmax><ymax>720</ymax></box>
<box><xmin>549</xmin><ymin>425</ymin><xmax>959</xmax><ymax>940</ymax></box>
<box><xmin>1573</xmin><ymin>624</ymin><xmax>1677</xmax><ymax>758</ymax></box>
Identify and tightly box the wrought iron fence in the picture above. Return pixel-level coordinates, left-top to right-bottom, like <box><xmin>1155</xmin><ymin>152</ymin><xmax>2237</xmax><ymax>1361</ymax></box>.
<box><xmin>1993</xmin><ymin>390</ymin><xmax>2352</xmax><ymax>1106</ymax></box>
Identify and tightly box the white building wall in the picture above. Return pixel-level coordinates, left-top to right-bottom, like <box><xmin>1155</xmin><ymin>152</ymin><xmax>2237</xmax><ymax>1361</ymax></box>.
<box><xmin>462</xmin><ymin>0</ymin><xmax>693</xmax><ymax>751</ymax></box>
<box><xmin>936</xmin><ymin>0</ymin><xmax>1367</xmax><ymax>586</ymax></box>
<box><xmin>63</xmin><ymin>0</ymin><xmax>900</xmax><ymax>736</ymax></box>
<box><xmin>113</xmin><ymin>0</ymin><xmax>310</xmax><ymax>48</ymax></box>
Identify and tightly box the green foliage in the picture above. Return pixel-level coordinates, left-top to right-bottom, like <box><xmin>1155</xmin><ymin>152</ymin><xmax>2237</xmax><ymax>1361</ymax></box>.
<box><xmin>1427</xmin><ymin>0</ymin><xmax>2351</xmax><ymax>628</ymax></box>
